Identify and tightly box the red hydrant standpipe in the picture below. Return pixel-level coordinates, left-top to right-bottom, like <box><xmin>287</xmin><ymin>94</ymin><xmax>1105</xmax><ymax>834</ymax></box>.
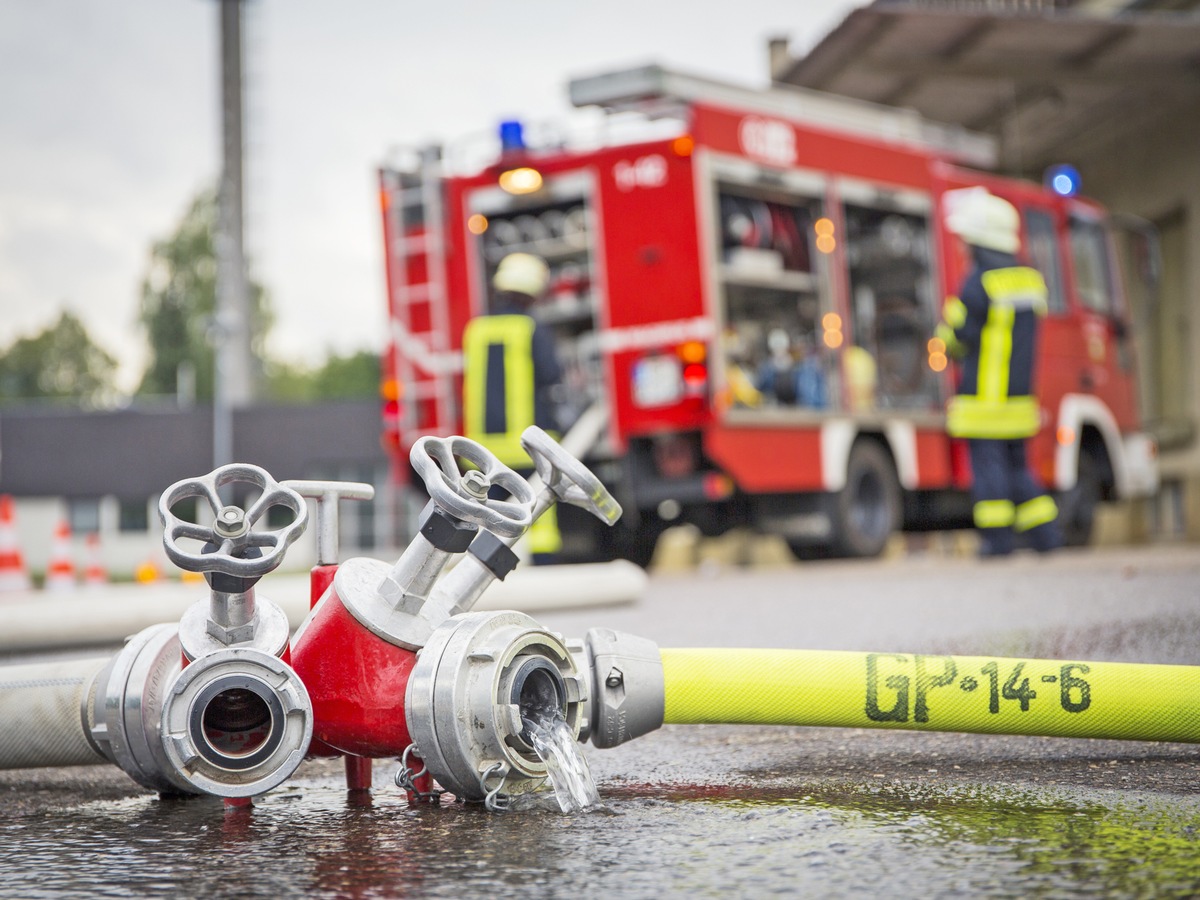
<box><xmin>290</xmin><ymin>429</ymin><xmax>625</xmax><ymax>804</ymax></box>
<box><xmin>283</xmin><ymin>479</ymin><xmax>377</xmax><ymax>789</ymax></box>
<box><xmin>290</xmin><ymin>437</ymin><xmax>535</xmax><ymax>776</ymax></box>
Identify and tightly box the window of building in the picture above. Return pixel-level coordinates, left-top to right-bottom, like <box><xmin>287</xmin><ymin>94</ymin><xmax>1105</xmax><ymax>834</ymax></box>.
<box><xmin>167</xmin><ymin>496</ymin><xmax>199</xmax><ymax>524</ymax></box>
<box><xmin>1069</xmin><ymin>217</ymin><xmax>1116</xmax><ymax>315</ymax></box>
<box><xmin>1024</xmin><ymin>208</ymin><xmax>1067</xmax><ymax>315</ymax></box>
<box><xmin>68</xmin><ymin>498</ymin><xmax>100</xmax><ymax>535</ymax></box>
<box><xmin>118</xmin><ymin>498</ymin><xmax>150</xmax><ymax>533</ymax></box>
<box><xmin>266</xmin><ymin>503</ymin><xmax>300</xmax><ymax>529</ymax></box>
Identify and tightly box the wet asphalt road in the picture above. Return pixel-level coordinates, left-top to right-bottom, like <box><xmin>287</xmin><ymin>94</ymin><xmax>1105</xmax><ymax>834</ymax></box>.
<box><xmin>2</xmin><ymin>543</ymin><xmax>1199</xmax><ymax>897</ymax></box>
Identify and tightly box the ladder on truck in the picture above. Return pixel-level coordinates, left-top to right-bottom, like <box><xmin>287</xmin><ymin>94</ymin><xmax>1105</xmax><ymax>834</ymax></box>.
<box><xmin>380</xmin><ymin>145</ymin><xmax>458</xmax><ymax>447</ymax></box>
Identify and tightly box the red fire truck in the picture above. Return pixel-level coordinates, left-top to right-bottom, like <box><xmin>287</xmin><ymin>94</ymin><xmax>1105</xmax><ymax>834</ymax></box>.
<box><xmin>377</xmin><ymin>65</ymin><xmax>1158</xmax><ymax>565</ymax></box>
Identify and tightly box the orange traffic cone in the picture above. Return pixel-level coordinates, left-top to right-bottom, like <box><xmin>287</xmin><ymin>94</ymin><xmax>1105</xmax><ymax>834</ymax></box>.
<box><xmin>0</xmin><ymin>495</ymin><xmax>31</xmax><ymax>592</ymax></box>
<box><xmin>45</xmin><ymin>520</ymin><xmax>77</xmax><ymax>591</ymax></box>
<box><xmin>83</xmin><ymin>532</ymin><xmax>108</xmax><ymax>587</ymax></box>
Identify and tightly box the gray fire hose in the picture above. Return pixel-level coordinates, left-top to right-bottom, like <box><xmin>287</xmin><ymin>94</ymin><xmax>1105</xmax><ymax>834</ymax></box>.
<box><xmin>0</xmin><ymin>657</ymin><xmax>109</xmax><ymax>769</ymax></box>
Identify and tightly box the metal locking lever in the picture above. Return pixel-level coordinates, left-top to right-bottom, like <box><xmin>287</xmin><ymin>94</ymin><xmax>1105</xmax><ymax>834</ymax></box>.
<box><xmin>282</xmin><ymin>479</ymin><xmax>375</xmax><ymax>566</ymax></box>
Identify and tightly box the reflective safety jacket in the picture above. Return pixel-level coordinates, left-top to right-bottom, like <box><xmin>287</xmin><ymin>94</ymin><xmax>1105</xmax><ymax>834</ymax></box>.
<box><xmin>462</xmin><ymin>303</ymin><xmax>563</xmax><ymax>466</ymax></box>
<box><xmin>939</xmin><ymin>247</ymin><xmax>1048</xmax><ymax>440</ymax></box>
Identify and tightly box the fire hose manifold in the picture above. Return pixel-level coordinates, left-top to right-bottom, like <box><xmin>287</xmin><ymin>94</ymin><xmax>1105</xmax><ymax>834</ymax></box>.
<box><xmin>0</xmin><ymin>424</ymin><xmax>1197</xmax><ymax>810</ymax></box>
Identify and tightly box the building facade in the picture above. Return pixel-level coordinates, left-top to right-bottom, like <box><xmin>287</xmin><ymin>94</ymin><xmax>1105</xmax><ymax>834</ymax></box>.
<box><xmin>0</xmin><ymin>400</ymin><xmax>402</xmax><ymax>580</ymax></box>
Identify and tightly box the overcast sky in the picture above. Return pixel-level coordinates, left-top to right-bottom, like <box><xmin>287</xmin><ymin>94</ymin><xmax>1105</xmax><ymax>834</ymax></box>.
<box><xmin>0</xmin><ymin>0</ymin><xmax>860</xmax><ymax>391</ymax></box>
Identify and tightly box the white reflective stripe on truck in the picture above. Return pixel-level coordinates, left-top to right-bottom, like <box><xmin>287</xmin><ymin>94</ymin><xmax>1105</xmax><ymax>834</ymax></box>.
<box><xmin>820</xmin><ymin>421</ymin><xmax>918</xmax><ymax>493</ymax></box>
<box><xmin>1054</xmin><ymin>393</ymin><xmax>1158</xmax><ymax>498</ymax></box>
<box><xmin>595</xmin><ymin>318</ymin><xmax>716</xmax><ymax>354</ymax></box>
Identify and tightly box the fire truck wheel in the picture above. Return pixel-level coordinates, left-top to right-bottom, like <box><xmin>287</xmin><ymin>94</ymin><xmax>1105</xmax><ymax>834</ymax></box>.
<box><xmin>1059</xmin><ymin>449</ymin><xmax>1103</xmax><ymax>547</ymax></box>
<box><xmin>828</xmin><ymin>440</ymin><xmax>901</xmax><ymax>559</ymax></box>
<box><xmin>784</xmin><ymin>540</ymin><xmax>831</xmax><ymax>562</ymax></box>
<box><xmin>606</xmin><ymin>517</ymin><xmax>667</xmax><ymax>570</ymax></box>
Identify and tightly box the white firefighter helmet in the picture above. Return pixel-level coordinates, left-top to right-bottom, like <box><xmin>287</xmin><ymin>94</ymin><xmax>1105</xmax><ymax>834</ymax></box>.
<box><xmin>943</xmin><ymin>187</ymin><xmax>1020</xmax><ymax>254</ymax></box>
<box><xmin>493</xmin><ymin>252</ymin><xmax>550</xmax><ymax>298</ymax></box>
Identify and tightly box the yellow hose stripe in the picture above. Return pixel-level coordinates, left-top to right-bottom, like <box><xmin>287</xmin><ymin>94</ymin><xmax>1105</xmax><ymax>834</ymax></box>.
<box><xmin>661</xmin><ymin>649</ymin><xmax>1200</xmax><ymax>744</ymax></box>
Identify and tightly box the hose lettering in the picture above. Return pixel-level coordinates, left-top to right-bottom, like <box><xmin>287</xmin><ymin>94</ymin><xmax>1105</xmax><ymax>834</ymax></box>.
<box><xmin>914</xmin><ymin>655</ymin><xmax>957</xmax><ymax>723</ymax></box>
<box><xmin>865</xmin><ymin>654</ymin><xmax>908</xmax><ymax>722</ymax></box>
<box><xmin>1060</xmin><ymin>663</ymin><xmax>1091</xmax><ymax>713</ymax></box>
<box><xmin>865</xmin><ymin>655</ymin><xmax>1095</xmax><ymax>724</ymax></box>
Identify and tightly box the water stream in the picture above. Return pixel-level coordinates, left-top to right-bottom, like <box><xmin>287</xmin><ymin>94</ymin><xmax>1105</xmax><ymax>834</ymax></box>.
<box><xmin>522</xmin><ymin>708</ymin><xmax>601</xmax><ymax>813</ymax></box>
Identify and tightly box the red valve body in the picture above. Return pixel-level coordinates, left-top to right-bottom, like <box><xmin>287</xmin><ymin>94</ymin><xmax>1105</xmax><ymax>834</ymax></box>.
<box><xmin>290</xmin><ymin>585</ymin><xmax>418</xmax><ymax>759</ymax></box>
<box><xmin>309</xmin><ymin>565</ymin><xmax>338</xmax><ymax>609</ymax></box>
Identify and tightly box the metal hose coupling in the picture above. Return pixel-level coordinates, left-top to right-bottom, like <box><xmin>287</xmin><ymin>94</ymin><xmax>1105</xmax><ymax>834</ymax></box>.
<box><xmin>86</xmin><ymin>625</ymin><xmax>314</xmax><ymax>798</ymax></box>
<box><xmin>159</xmin><ymin>647</ymin><xmax>313</xmax><ymax>799</ymax></box>
<box><xmin>404</xmin><ymin>610</ymin><xmax>587</xmax><ymax>802</ymax></box>
<box><xmin>86</xmin><ymin>624</ymin><xmax>195</xmax><ymax>795</ymax></box>
<box><xmin>572</xmin><ymin>628</ymin><xmax>665</xmax><ymax>749</ymax></box>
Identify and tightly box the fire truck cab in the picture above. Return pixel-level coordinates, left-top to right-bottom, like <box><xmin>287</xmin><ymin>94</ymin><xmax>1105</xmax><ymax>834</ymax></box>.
<box><xmin>379</xmin><ymin>65</ymin><xmax>1158</xmax><ymax>565</ymax></box>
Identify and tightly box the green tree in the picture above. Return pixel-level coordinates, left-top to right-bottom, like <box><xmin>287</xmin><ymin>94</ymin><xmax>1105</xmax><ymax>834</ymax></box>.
<box><xmin>0</xmin><ymin>311</ymin><xmax>118</xmax><ymax>406</ymax></box>
<box><xmin>264</xmin><ymin>349</ymin><xmax>380</xmax><ymax>403</ymax></box>
<box><xmin>137</xmin><ymin>190</ymin><xmax>272</xmax><ymax>399</ymax></box>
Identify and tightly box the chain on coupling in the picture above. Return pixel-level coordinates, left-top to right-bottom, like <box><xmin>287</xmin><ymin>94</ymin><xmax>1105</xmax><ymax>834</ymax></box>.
<box><xmin>479</xmin><ymin>762</ymin><xmax>514</xmax><ymax>812</ymax></box>
<box><xmin>395</xmin><ymin>747</ymin><xmax>551</xmax><ymax>812</ymax></box>
<box><xmin>393</xmin><ymin>745</ymin><xmax>446</xmax><ymax>804</ymax></box>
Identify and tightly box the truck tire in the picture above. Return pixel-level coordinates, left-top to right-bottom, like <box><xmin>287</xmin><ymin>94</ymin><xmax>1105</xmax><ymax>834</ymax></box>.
<box><xmin>1059</xmin><ymin>449</ymin><xmax>1102</xmax><ymax>547</ymax></box>
<box><xmin>593</xmin><ymin>515</ymin><xmax>665</xmax><ymax>570</ymax></box>
<box><xmin>617</xmin><ymin>518</ymin><xmax>666</xmax><ymax>569</ymax></box>
<box><xmin>827</xmin><ymin>441</ymin><xmax>901</xmax><ymax>558</ymax></box>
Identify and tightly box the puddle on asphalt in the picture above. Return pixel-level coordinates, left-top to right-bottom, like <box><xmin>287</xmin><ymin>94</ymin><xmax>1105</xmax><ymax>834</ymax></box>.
<box><xmin>2</xmin><ymin>771</ymin><xmax>1198</xmax><ymax>898</ymax></box>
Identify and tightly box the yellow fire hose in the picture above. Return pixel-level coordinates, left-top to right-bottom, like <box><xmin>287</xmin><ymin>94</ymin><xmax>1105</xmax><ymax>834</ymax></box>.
<box><xmin>661</xmin><ymin>649</ymin><xmax>1200</xmax><ymax>743</ymax></box>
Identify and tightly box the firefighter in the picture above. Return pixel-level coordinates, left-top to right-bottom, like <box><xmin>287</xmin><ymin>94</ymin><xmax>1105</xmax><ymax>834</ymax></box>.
<box><xmin>937</xmin><ymin>187</ymin><xmax>1063</xmax><ymax>557</ymax></box>
<box><xmin>462</xmin><ymin>252</ymin><xmax>563</xmax><ymax>561</ymax></box>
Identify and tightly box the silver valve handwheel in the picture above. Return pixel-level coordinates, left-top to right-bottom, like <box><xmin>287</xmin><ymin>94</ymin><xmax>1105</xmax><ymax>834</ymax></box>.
<box><xmin>521</xmin><ymin>426</ymin><xmax>622</xmax><ymax>525</ymax></box>
<box><xmin>158</xmin><ymin>463</ymin><xmax>308</xmax><ymax>578</ymax></box>
<box><xmin>410</xmin><ymin>436</ymin><xmax>535</xmax><ymax>538</ymax></box>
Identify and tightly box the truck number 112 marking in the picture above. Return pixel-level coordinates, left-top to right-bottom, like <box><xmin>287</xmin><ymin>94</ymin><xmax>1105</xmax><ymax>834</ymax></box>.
<box><xmin>864</xmin><ymin>654</ymin><xmax>1093</xmax><ymax>723</ymax></box>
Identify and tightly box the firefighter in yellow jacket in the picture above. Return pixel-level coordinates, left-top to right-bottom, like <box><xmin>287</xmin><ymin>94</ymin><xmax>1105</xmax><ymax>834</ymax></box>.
<box><xmin>937</xmin><ymin>187</ymin><xmax>1063</xmax><ymax>557</ymax></box>
<box><xmin>463</xmin><ymin>252</ymin><xmax>563</xmax><ymax>560</ymax></box>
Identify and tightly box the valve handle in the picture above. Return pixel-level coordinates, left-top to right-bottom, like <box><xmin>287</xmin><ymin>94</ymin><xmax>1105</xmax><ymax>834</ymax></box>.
<box><xmin>521</xmin><ymin>426</ymin><xmax>622</xmax><ymax>525</ymax></box>
<box><xmin>410</xmin><ymin>436</ymin><xmax>534</xmax><ymax>538</ymax></box>
<box><xmin>158</xmin><ymin>463</ymin><xmax>308</xmax><ymax>578</ymax></box>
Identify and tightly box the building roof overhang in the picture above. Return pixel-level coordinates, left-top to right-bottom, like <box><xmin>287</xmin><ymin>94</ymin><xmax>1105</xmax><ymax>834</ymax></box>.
<box><xmin>774</xmin><ymin>5</ymin><xmax>1200</xmax><ymax>174</ymax></box>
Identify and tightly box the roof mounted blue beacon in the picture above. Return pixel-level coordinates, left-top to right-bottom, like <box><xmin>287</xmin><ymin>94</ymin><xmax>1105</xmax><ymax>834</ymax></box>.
<box><xmin>499</xmin><ymin>120</ymin><xmax>526</xmax><ymax>154</ymax></box>
<box><xmin>1045</xmin><ymin>164</ymin><xmax>1082</xmax><ymax>198</ymax></box>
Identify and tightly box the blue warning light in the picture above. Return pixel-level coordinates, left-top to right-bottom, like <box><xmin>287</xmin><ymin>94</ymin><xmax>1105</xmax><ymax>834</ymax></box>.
<box><xmin>1045</xmin><ymin>164</ymin><xmax>1082</xmax><ymax>197</ymax></box>
<box><xmin>499</xmin><ymin>120</ymin><xmax>526</xmax><ymax>153</ymax></box>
